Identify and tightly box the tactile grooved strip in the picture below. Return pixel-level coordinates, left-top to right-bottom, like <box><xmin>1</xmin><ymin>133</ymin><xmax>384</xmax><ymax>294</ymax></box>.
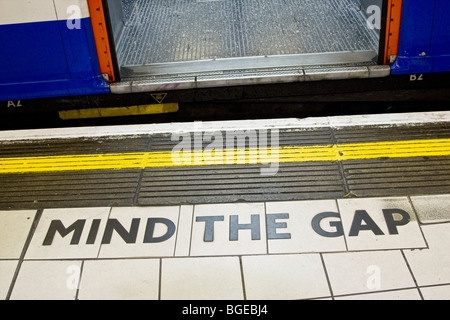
<box><xmin>0</xmin><ymin>136</ymin><xmax>150</xmax><ymax>158</ymax></box>
<box><xmin>336</xmin><ymin>124</ymin><xmax>450</xmax><ymax>197</ymax></box>
<box><xmin>334</xmin><ymin>124</ymin><xmax>450</xmax><ymax>144</ymax></box>
<box><xmin>149</xmin><ymin>128</ymin><xmax>334</xmax><ymax>151</ymax></box>
<box><xmin>138</xmin><ymin>162</ymin><xmax>346</xmax><ymax>206</ymax></box>
<box><xmin>0</xmin><ymin>124</ymin><xmax>449</xmax><ymax>209</ymax></box>
<box><xmin>343</xmin><ymin>157</ymin><xmax>450</xmax><ymax>197</ymax></box>
<box><xmin>0</xmin><ymin>137</ymin><xmax>151</xmax><ymax>209</ymax></box>
<box><xmin>0</xmin><ymin>170</ymin><xmax>141</xmax><ymax>210</ymax></box>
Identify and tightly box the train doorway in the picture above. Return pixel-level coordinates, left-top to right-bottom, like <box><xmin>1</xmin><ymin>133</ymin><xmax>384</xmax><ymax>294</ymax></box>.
<box><xmin>105</xmin><ymin>0</ymin><xmax>385</xmax><ymax>84</ymax></box>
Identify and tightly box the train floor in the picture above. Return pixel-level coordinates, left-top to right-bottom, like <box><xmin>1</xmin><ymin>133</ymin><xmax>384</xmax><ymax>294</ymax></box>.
<box><xmin>117</xmin><ymin>0</ymin><xmax>379</xmax><ymax>79</ymax></box>
<box><xmin>0</xmin><ymin>111</ymin><xmax>450</xmax><ymax>300</ymax></box>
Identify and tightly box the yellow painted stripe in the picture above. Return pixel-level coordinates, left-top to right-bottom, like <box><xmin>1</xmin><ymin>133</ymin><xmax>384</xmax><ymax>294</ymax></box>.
<box><xmin>59</xmin><ymin>103</ymin><xmax>179</xmax><ymax>120</ymax></box>
<box><xmin>0</xmin><ymin>139</ymin><xmax>449</xmax><ymax>174</ymax></box>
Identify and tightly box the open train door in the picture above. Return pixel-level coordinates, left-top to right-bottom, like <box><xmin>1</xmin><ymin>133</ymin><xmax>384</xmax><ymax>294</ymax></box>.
<box><xmin>93</xmin><ymin>0</ymin><xmax>400</xmax><ymax>94</ymax></box>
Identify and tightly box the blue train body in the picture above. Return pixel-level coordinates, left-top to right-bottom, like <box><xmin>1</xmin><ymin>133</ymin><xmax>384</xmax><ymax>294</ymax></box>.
<box><xmin>0</xmin><ymin>0</ymin><xmax>109</xmax><ymax>101</ymax></box>
<box><xmin>0</xmin><ymin>0</ymin><xmax>449</xmax><ymax>102</ymax></box>
<box><xmin>392</xmin><ymin>0</ymin><xmax>450</xmax><ymax>75</ymax></box>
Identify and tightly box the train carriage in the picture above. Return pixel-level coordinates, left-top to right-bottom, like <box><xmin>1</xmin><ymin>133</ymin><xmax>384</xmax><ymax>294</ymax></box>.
<box><xmin>0</xmin><ymin>0</ymin><xmax>449</xmax><ymax>120</ymax></box>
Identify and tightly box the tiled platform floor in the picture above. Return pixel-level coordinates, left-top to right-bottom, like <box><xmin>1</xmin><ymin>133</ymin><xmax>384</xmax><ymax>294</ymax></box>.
<box><xmin>1</xmin><ymin>195</ymin><xmax>450</xmax><ymax>300</ymax></box>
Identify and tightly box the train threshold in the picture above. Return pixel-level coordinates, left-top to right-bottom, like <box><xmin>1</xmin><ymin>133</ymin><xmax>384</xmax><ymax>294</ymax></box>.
<box><xmin>0</xmin><ymin>111</ymin><xmax>450</xmax><ymax>301</ymax></box>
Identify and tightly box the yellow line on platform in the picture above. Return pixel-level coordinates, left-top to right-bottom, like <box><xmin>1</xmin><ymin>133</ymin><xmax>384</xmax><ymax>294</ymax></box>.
<box><xmin>1</xmin><ymin>139</ymin><xmax>450</xmax><ymax>174</ymax></box>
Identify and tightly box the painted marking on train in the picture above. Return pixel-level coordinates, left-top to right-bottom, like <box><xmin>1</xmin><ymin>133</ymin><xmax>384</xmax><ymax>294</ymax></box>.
<box><xmin>150</xmin><ymin>93</ymin><xmax>168</xmax><ymax>104</ymax></box>
<box><xmin>58</xmin><ymin>103</ymin><xmax>179</xmax><ymax>120</ymax></box>
<box><xmin>410</xmin><ymin>74</ymin><xmax>424</xmax><ymax>81</ymax></box>
<box><xmin>7</xmin><ymin>100</ymin><xmax>22</xmax><ymax>108</ymax></box>
<box><xmin>0</xmin><ymin>138</ymin><xmax>449</xmax><ymax>174</ymax></box>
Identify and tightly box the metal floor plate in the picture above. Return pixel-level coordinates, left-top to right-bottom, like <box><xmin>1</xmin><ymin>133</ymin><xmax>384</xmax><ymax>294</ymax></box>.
<box><xmin>117</xmin><ymin>0</ymin><xmax>379</xmax><ymax>78</ymax></box>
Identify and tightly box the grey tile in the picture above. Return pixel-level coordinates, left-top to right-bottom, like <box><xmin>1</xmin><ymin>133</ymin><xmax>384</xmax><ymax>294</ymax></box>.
<box><xmin>410</xmin><ymin>195</ymin><xmax>450</xmax><ymax>224</ymax></box>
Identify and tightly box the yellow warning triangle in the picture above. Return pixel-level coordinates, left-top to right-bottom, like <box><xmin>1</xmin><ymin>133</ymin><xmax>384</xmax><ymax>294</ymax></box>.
<box><xmin>150</xmin><ymin>93</ymin><xmax>168</xmax><ymax>104</ymax></box>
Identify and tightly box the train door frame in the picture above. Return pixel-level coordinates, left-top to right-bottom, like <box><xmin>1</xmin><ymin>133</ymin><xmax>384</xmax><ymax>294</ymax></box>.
<box><xmin>90</xmin><ymin>0</ymin><xmax>401</xmax><ymax>86</ymax></box>
<box><xmin>87</xmin><ymin>0</ymin><xmax>120</xmax><ymax>83</ymax></box>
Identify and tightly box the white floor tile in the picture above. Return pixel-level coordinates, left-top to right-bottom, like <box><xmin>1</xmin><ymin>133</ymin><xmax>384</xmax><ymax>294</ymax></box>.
<box><xmin>78</xmin><ymin>259</ymin><xmax>160</xmax><ymax>300</ymax></box>
<box><xmin>420</xmin><ymin>285</ymin><xmax>450</xmax><ymax>300</ymax></box>
<box><xmin>335</xmin><ymin>288</ymin><xmax>422</xmax><ymax>300</ymax></box>
<box><xmin>10</xmin><ymin>260</ymin><xmax>82</xmax><ymax>300</ymax></box>
<box><xmin>175</xmin><ymin>205</ymin><xmax>194</xmax><ymax>257</ymax></box>
<box><xmin>190</xmin><ymin>203</ymin><xmax>266</xmax><ymax>256</ymax></box>
<box><xmin>0</xmin><ymin>211</ymin><xmax>36</xmax><ymax>259</ymax></box>
<box><xmin>410</xmin><ymin>195</ymin><xmax>450</xmax><ymax>224</ymax></box>
<box><xmin>6</xmin><ymin>198</ymin><xmax>449</xmax><ymax>300</ymax></box>
<box><xmin>26</xmin><ymin>207</ymin><xmax>111</xmax><ymax>259</ymax></box>
<box><xmin>403</xmin><ymin>223</ymin><xmax>450</xmax><ymax>286</ymax></box>
<box><xmin>161</xmin><ymin>256</ymin><xmax>244</xmax><ymax>300</ymax></box>
<box><xmin>337</xmin><ymin>197</ymin><xmax>426</xmax><ymax>251</ymax></box>
<box><xmin>0</xmin><ymin>260</ymin><xmax>18</xmax><ymax>300</ymax></box>
<box><xmin>323</xmin><ymin>250</ymin><xmax>416</xmax><ymax>296</ymax></box>
<box><xmin>98</xmin><ymin>206</ymin><xmax>180</xmax><ymax>258</ymax></box>
<box><xmin>242</xmin><ymin>254</ymin><xmax>330</xmax><ymax>300</ymax></box>
<box><xmin>265</xmin><ymin>200</ymin><xmax>346</xmax><ymax>254</ymax></box>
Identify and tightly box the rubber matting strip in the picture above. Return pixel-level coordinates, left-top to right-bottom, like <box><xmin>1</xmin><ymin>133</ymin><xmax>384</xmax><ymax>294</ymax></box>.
<box><xmin>334</xmin><ymin>125</ymin><xmax>450</xmax><ymax>144</ymax></box>
<box><xmin>149</xmin><ymin>128</ymin><xmax>334</xmax><ymax>151</ymax></box>
<box><xmin>343</xmin><ymin>156</ymin><xmax>450</xmax><ymax>197</ymax></box>
<box><xmin>335</xmin><ymin>124</ymin><xmax>450</xmax><ymax>197</ymax></box>
<box><xmin>0</xmin><ymin>136</ymin><xmax>151</xmax><ymax>158</ymax></box>
<box><xmin>0</xmin><ymin>170</ymin><xmax>142</xmax><ymax>210</ymax></box>
<box><xmin>3</xmin><ymin>124</ymin><xmax>447</xmax><ymax>157</ymax></box>
<box><xmin>137</xmin><ymin>162</ymin><xmax>345</xmax><ymax>205</ymax></box>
